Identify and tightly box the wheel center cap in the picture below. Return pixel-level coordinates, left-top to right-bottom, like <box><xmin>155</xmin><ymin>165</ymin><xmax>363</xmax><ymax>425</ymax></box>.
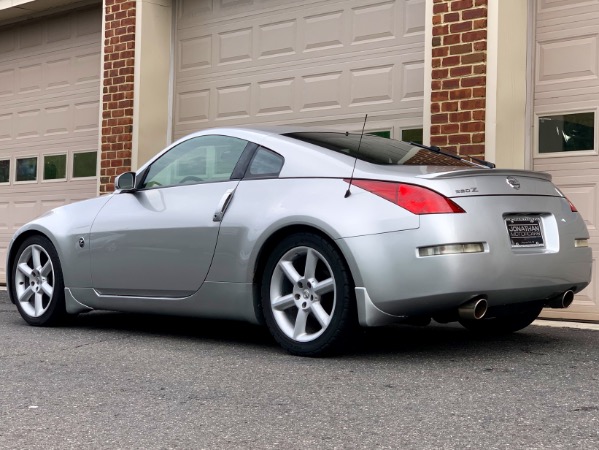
<box><xmin>302</xmin><ymin>290</ymin><xmax>310</xmax><ymax>299</ymax></box>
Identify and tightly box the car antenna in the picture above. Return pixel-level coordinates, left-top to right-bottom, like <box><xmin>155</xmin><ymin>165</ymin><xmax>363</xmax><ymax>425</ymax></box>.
<box><xmin>344</xmin><ymin>114</ymin><xmax>368</xmax><ymax>198</ymax></box>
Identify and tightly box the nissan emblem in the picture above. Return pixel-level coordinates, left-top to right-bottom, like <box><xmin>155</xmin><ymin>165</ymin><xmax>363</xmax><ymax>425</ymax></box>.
<box><xmin>506</xmin><ymin>176</ymin><xmax>520</xmax><ymax>190</ymax></box>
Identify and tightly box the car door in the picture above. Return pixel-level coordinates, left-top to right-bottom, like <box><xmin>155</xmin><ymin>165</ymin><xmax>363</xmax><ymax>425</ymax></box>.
<box><xmin>89</xmin><ymin>135</ymin><xmax>251</xmax><ymax>298</ymax></box>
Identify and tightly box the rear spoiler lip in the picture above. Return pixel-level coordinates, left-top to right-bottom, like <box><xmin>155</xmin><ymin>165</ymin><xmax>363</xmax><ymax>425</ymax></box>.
<box><xmin>420</xmin><ymin>168</ymin><xmax>553</xmax><ymax>182</ymax></box>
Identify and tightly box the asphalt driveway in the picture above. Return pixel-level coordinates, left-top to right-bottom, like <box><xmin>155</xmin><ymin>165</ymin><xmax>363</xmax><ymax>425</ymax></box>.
<box><xmin>1</xmin><ymin>289</ymin><xmax>598</xmax><ymax>449</ymax></box>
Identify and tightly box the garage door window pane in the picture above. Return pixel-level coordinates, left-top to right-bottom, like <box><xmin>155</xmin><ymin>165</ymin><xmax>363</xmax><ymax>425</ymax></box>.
<box><xmin>0</xmin><ymin>160</ymin><xmax>9</xmax><ymax>183</ymax></box>
<box><xmin>44</xmin><ymin>154</ymin><xmax>67</xmax><ymax>180</ymax></box>
<box><xmin>16</xmin><ymin>157</ymin><xmax>37</xmax><ymax>182</ymax></box>
<box><xmin>73</xmin><ymin>152</ymin><xmax>97</xmax><ymax>178</ymax></box>
<box><xmin>370</xmin><ymin>130</ymin><xmax>391</xmax><ymax>139</ymax></box>
<box><xmin>402</xmin><ymin>128</ymin><xmax>423</xmax><ymax>144</ymax></box>
<box><xmin>539</xmin><ymin>112</ymin><xmax>595</xmax><ymax>153</ymax></box>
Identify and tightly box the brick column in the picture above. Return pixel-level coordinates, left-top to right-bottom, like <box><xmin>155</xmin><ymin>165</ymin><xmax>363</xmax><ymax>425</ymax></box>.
<box><xmin>430</xmin><ymin>0</ymin><xmax>487</xmax><ymax>159</ymax></box>
<box><xmin>100</xmin><ymin>0</ymin><xmax>136</xmax><ymax>194</ymax></box>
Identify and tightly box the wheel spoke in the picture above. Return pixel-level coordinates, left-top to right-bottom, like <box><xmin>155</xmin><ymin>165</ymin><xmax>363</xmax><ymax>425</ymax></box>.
<box><xmin>279</xmin><ymin>260</ymin><xmax>301</xmax><ymax>284</ymax></box>
<box><xmin>311</xmin><ymin>303</ymin><xmax>331</xmax><ymax>328</ymax></box>
<box><xmin>41</xmin><ymin>282</ymin><xmax>53</xmax><ymax>298</ymax></box>
<box><xmin>272</xmin><ymin>293</ymin><xmax>295</xmax><ymax>311</ymax></box>
<box><xmin>304</xmin><ymin>249</ymin><xmax>318</xmax><ymax>279</ymax></box>
<box><xmin>34</xmin><ymin>293</ymin><xmax>44</xmax><ymax>316</ymax></box>
<box><xmin>18</xmin><ymin>263</ymin><xmax>33</xmax><ymax>277</ymax></box>
<box><xmin>18</xmin><ymin>286</ymin><xmax>34</xmax><ymax>303</ymax></box>
<box><xmin>314</xmin><ymin>277</ymin><xmax>334</xmax><ymax>295</ymax></box>
<box><xmin>32</xmin><ymin>247</ymin><xmax>42</xmax><ymax>270</ymax></box>
<box><xmin>293</xmin><ymin>309</ymin><xmax>309</xmax><ymax>339</ymax></box>
<box><xmin>41</xmin><ymin>261</ymin><xmax>52</xmax><ymax>277</ymax></box>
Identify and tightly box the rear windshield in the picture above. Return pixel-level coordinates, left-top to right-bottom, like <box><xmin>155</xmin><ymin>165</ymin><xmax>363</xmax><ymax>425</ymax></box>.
<box><xmin>284</xmin><ymin>132</ymin><xmax>474</xmax><ymax>167</ymax></box>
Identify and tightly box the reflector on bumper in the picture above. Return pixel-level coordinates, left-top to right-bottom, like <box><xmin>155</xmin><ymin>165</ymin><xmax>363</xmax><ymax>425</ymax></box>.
<box><xmin>418</xmin><ymin>243</ymin><xmax>485</xmax><ymax>257</ymax></box>
<box><xmin>575</xmin><ymin>239</ymin><xmax>589</xmax><ymax>248</ymax></box>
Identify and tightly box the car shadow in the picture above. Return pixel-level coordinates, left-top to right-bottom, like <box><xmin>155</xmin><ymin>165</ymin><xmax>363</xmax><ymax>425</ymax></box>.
<box><xmin>353</xmin><ymin>322</ymin><xmax>561</xmax><ymax>360</ymax></box>
<box><xmin>63</xmin><ymin>310</ymin><xmax>564</xmax><ymax>360</ymax></box>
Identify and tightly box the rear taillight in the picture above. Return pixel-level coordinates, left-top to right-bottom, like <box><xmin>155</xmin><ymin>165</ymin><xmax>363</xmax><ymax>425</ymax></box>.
<box><xmin>567</xmin><ymin>198</ymin><xmax>578</xmax><ymax>212</ymax></box>
<box><xmin>346</xmin><ymin>179</ymin><xmax>465</xmax><ymax>214</ymax></box>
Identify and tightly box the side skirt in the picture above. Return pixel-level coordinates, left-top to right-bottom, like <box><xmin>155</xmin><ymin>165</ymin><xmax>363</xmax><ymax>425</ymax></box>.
<box><xmin>65</xmin><ymin>282</ymin><xmax>259</xmax><ymax>324</ymax></box>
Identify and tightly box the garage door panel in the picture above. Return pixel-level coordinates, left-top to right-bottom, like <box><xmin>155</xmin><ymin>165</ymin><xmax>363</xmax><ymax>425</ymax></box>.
<box><xmin>555</xmin><ymin>182</ymin><xmax>598</xmax><ymax>232</ymax></box>
<box><xmin>0</xmin><ymin>242</ymin><xmax>8</xmax><ymax>283</ymax></box>
<box><xmin>174</xmin><ymin>48</ymin><xmax>423</xmax><ymax>137</ymax></box>
<box><xmin>537</xmin><ymin>0</ymin><xmax>599</xmax><ymax>27</ymax></box>
<box><xmin>532</xmin><ymin>169</ymin><xmax>599</xmax><ymax>239</ymax></box>
<box><xmin>0</xmin><ymin>202</ymin><xmax>8</xmax><ymax>231</ymax></box>
<box><xmin>176</xmin><ymin>0</ymin><xmax>424</xmax><ymax>83</ymax></box>
<box><xmin>0</xmin><ymin>181</ymin><xmax>97</xmax><ymax>233</ymax></box>
<box><xmin>0</xmin><ymin>96</ymin><xmax>100</xmax><ymax>143</ymax></box>
<box><xmin>0</xmin><ymin>48</ymin><xmax>100</xmax><ymax>104</ymax></box>
<box><xmin>0</xmin><ymin>26</ymin><xmax>99</xmax><ymax>64</ymax></box>
<box><xmin>178</xmin><ymin>0</ymin><xmax>345</xmax><ymax>29</ymax></box>
<box><xmin>534</xmin><ymin>3</ymin><xmax>599</xmax><ymax>320</ymax></box>
<box><xmin>535</xmin><ymin>30</ymin><xmax>598</xmax><ymax>95</ymax></box>
<box><xmin>0</xmin><ymin>6</ymin><xmax>101</xmax><ymax>284</ymax></box>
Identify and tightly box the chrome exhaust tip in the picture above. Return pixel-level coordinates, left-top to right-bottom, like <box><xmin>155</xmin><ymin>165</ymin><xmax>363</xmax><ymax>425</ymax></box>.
<box><xmin>547</xmin><ymin>290</ymin><xmax>575</xmax><ymax>309</ymax></box>
<box><xmin>458</xmin><ymin>297</ymin><xmax>488</xmax><ymax>320</ymax></box>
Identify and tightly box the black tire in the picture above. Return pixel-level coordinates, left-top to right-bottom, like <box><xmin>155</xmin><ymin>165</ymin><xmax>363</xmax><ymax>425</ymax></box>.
<box><xmin>11</xmin><ymin>235</ymin><xmax>67</xmax><ymax>326</ymax></box>
<box><xmin>261</xmin><ymin>233</ymin><xmax>357</xmax><ymax>356</ymax></box>
<box><xmin>459</xmin><ymin>303</ymin><xmax>543</xmax><ymax>335</ymax></box>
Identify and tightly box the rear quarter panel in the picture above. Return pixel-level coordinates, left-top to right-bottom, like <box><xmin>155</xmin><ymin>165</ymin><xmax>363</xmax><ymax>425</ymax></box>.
<box><xmin>207</xmin><ymin>177</ymin><xmax>420</xmax><ymax>283</ymax></box>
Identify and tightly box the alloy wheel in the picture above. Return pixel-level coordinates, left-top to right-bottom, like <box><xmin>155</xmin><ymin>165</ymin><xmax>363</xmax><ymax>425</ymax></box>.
<box><xmin>269</xmin><ymin>246</ymin><xmax>336</xmax><ymax>342</ymax></box>
<box><xmin>14</xmin><ymin>244</ymin><xmax>55</xmax><ymax>318</ymax></box>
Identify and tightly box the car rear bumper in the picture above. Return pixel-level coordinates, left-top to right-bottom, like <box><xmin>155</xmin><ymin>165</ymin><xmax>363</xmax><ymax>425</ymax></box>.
<box><xmin>337</xmin><ymin>196</ymin><xmax>592</xmax><ymax>325</ymax></box>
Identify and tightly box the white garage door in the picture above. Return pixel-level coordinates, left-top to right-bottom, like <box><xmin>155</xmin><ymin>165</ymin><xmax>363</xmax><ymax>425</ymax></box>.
<box><xmin>173</xmin><ymin>0</ymin><xmax>425</xmax><ymax>140</ymax></box>
<box><xmin>533</xmin><ymin>0</ymin><xmax>599</xmax><ymax>320</ymax></box>
<box><xmin>0</xmin><ymin>6</ymin><xmax>102</xmax><ymax>284</ymax></box>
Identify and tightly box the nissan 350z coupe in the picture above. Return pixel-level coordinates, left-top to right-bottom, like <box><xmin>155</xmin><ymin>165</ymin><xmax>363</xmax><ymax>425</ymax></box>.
<box><xmin>6</xmin><ymin>127</ymin><xmax>592</xmax><ymax>356</ymax></box>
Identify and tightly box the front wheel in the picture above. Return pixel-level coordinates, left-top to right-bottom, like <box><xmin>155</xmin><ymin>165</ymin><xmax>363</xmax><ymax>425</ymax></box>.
<box><xmin>459</xmin><ymin>303</ymin><xmax>544</xmax><ymax>335</ymax></box>
<box><xmin>261</xmin><ymin>233</ymin><xmax>357</xmax><ymax>356</ymax></box>
<box><xmin>11</xmin><ymin>235</ymin><xmax>67</xmax><ymax>326</ymax></box>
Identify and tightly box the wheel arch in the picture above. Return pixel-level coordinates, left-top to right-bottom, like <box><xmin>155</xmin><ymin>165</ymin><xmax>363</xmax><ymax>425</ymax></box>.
<box><xmin>251</xmin><ymin>224</ymin><xmax>356</xmax><ymax>325</ymax></box>
<box><xmin>6</xmin><ymin>229</ymin><xmax>56</xmax><ymax>304</ymax></box>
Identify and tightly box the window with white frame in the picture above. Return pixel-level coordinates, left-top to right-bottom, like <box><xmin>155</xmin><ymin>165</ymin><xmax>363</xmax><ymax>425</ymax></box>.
<box><xmin>15</xmin><ymin>157</ymin><xmax>37</xmax><ymax>182</ymax></box>
<box><xmin>538</xmin><ymin>112</ymin><xmax>595</xmax><ymax>153</ymax></box>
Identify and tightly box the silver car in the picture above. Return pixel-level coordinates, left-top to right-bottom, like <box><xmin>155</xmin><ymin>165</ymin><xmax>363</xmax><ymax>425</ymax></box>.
<box><xmin>5</xmin><ymin>127</ymin><xmax>592</xmax><ymax>356</ymax></box>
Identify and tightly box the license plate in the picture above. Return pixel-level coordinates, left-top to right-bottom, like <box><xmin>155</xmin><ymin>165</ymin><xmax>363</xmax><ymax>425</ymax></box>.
<box><xmin>505</xmin><ymin>216</ymin><xmax>544</xmax><ymax>248</ymax></box>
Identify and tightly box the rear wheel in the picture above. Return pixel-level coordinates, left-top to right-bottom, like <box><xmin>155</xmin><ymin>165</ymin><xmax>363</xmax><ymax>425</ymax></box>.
<box><xmin>11</xmin><ymin>235</ymin><xmax>67</xmax><ymax>326</ymax></box>
<box><xmin>459</xmin><ymin>303</ymin><xmax>543</xmax><ymax>335</ymax></box>
<box><xmin>261</xmin><ymin>233</ymin><xmax>357</xmax><ymax>356</ymax></box>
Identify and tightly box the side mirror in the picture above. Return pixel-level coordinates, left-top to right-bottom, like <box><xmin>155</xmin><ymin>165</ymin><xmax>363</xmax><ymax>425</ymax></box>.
<box><xmin>115</xmin><ymin>172</ymin><xmax>136</xmax><ymax>192</ymax></box>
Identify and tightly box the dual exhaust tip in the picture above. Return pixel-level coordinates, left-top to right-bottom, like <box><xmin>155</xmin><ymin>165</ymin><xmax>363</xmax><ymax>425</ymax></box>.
<box><xmin>458</xmin><ymin>290</ymin><xmax>575</xmax><ymax>321</ymax></box>
<box><xmin>458</xmin><ymin>297</ymin><xmax>488</xmax><ymax>321</ymax></box>
<box><xmin>547</xmin><ymin>290</ymin><xmax>575</xmax><ymax>309</ymax></box>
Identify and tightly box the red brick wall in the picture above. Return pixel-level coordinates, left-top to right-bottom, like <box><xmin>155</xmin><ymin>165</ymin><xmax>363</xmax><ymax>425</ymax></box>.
<box><xmin>100</xmin><ymin>0</ymin><xmax>136</xmax><ymax>194</ymax></box>
<box><xmin>430</xmin><ymin>0</ymin><xmax>487</xmax><ymax>159</ymax></box>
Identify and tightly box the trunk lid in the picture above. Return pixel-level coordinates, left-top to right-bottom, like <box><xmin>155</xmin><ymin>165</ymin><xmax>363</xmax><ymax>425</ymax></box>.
<box><xmin>353</xmin><ymin>164</ymin><xmax>561</xmax><ymax>199</ymax></box>
<box><xmin>420</xmin><ymin>168</ymin><xmax>559</xmax><ymax>198</ymax></box>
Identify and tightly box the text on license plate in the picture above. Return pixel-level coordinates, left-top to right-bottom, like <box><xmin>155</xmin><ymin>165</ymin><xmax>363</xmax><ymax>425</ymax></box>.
<box><xmin>505</xmin><ymin>216</ymin><xmax>544</xmax><ymax>248</ymax></box>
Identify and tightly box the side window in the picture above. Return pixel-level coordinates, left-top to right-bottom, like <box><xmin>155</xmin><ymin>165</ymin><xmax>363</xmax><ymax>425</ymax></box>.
<box><xmin>142</xmin><ymin>135</ymin><xmax>248</xmax><ymax>189</ymax></box>
<box><xmin>246</xmin><ymin>147</ymin><xmax>284</xmax><ymax>178</ymax></box>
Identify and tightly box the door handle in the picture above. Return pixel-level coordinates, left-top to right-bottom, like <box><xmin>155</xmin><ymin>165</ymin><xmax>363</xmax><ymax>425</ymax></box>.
<box><xmin>213</xmin><ymin>188</ymin><xmax>235</xmax><ymax>222</ymax></box>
